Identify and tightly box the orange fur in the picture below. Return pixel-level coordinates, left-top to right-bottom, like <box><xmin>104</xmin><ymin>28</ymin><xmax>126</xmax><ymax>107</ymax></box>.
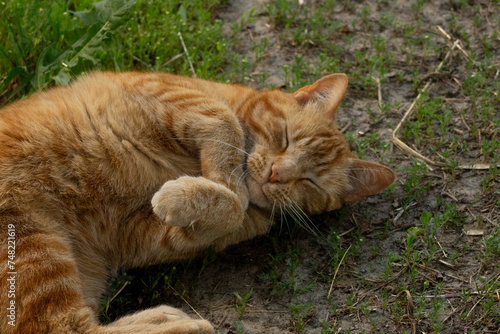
<box><xmin>0</xmin><ymin>72</ymin><xmax>394</xmax><ymax>333</ymax></box>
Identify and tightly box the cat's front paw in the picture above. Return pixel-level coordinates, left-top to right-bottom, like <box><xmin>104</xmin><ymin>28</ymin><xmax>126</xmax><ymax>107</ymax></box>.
<box><xmin>151</xmin><ymin>176</ymin><xmax>244</xmax><ymax>233</ymax></box>
<box><xmin>152</xmin><ymin>177</ymin><xmax>193</xmax><ymax>227</ymax></box>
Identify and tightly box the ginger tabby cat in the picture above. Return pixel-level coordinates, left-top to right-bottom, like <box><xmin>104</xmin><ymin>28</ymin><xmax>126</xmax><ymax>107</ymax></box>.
<box><xmin>0</xmin><ymin>72</ymin><xmax>395</xmax><ymax>333</ymax></box>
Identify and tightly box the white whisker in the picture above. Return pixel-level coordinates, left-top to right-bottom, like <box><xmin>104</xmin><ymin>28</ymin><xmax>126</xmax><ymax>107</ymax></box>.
<box><xmin>236</xmin><ymin>170</ymin><xmax>250</xmax><ymax>188</ymax></box>
<box><xmin>278</xmin><ymin>203</ymin><xmax>283</xmax><ymax>235</ymax></box>
<box><xmin>281</xmin><ymin>203</ymin><xmax>292</xmax><ymax>236</ymax></box>
<box><xmin>290</xmin><ymin>201</ymin><xmax>323</xmax><ymax>237</ymax></box>
<box><xmin>165</xmin><ymin>137</ymin><xmax>250</xmax><ymax>156</ymax></box>
<box><xmin>286</xmin><ymin>204</ymin><xmax>317</xmax><ymax>237</ymax></box>
<box><xmin>269</xmin><ymin>200</ymin><xmax>276</xmax><ymax>225</ymax></box>
<box><xmin>227</xmin><ymin>163</ymin><xmax>245</xmax><ymax>187</ymax></box>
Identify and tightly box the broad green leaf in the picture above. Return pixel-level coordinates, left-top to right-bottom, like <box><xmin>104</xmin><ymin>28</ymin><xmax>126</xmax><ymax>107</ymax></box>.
<box><xmin>35</xmin><ymin>0</ymin><xmax>137</xmax><ymax>89</ymax></box>
<box><xmin>53</xmin><ymin>69</ymin><xmax>72</xmax><ymax>86</ymax></box>
<box><xmin>32</xmin><ymin>47</ymin><xmax>52</xmax><ymax>89</ymax></box>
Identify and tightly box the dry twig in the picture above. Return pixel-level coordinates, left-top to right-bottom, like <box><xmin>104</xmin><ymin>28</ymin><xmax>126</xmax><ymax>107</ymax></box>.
<box><xmin>373</xmin><ymin>76</ymin><xmax>383</xmax><ymax>111</ymax></box>
<box><xmin>167</xmin><ymin>282</ymin><xmax>205</xmax><ymax>320</ymax></box>
<box><xmin>327</xmin><ymin>244</ymin><xmax>352</xmax><ymax>299</ymax></box>
<box><xmin>162</xmin><ymin>52</ymin><xmax>185</xmax><ymax>67</ymax></box>
<box><xmin>105</xmin><ymin>281</ymin><xmax>129</xmax><ymax>313</ymax></box>
<box><xmin>391</xmin><ymin>290</ymin><xmax>416</xmax><ymax>334</ymax></box>
<box><xmin>178</xmin><ymin>32</ymin><xmax>196</xmax><ymax>77</ymax></box>
<box><xmin>437</xmin><ymin>25</ymin><xmax>478</xmax><ymax>66</ymax></box>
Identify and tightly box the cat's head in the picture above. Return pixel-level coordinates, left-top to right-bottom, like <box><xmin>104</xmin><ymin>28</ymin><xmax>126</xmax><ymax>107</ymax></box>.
<box><xmin>240</xmin><ymin>74</ymin><xmax>395</xmax><ymax>215</ymax></box>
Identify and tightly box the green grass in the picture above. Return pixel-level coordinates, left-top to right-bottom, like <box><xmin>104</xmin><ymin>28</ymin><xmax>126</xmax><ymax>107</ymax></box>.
<box><xmin>0</xmin><ymin>0</ymin><xmax>228</xmax><ymax>105</ymax></box>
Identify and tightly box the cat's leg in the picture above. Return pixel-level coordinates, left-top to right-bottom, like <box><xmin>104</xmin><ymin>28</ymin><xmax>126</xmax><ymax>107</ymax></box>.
<box><xmin>107</xmin><ymin>305</ymin><xmax>194</xmax><ymax>325</ymax></box>
<box><xmin>103</xmin><ymin>312</ymin><xmax>212</xmax><ymax>334</ymax></box>
<box><xmin>212</xmin><ymin>205</ymin><xmax>276</xmax><ymax>251</ymax></box>
<box><xmin>166</xmin><ymin>96</ymin><xmax>250</xmax><ymax>210</ymax></box>
<box><xmin>0</xmin><ymin>213</ymin><xmax>212</xmax><ymax>334</ymax></box>
<box><xmin>104</xmin><ymin>305</ymin><xmax>213</xmax><ymax>333</ymax></box>
<box><xmin>103</xmin><ymin>320</ymin><xmax>213</xmax><ymax>334</ymax></box>
<box><xmin>151</xmin><ymin>98</ymin><xmax>254</xmax><ymax>247</ymax></box>
<box><xmin>0</xmin><ymin>214</ymin><xmax>100</xmax><ymax>334</ymax></box>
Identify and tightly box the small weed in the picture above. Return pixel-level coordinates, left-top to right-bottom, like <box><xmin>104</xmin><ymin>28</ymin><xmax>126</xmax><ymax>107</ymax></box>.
<box><xmin>234</xmin><ymin>289</ymin><xmax>253</xmax><ymax>316</ymax></box>
<box><xmin>289</xmin><ymin>303</ymin><xmax>314</xmax><ymax>334</ymax></box>
<box><xmin>265</xmin><ymin>0</ymin><xmax>299</xmax><ymax>29</ymax></box>
<box><xmin>320</xmin><ymin>319</ymin><xmax>338</xmax><ymax>334</ymax></box>
<box><xmin>482</xmin><ymin>158</ymin><xmax>499</xmax><ymax>191</ymax></box>
<box><xmin>384</xmin><ymin>251</ymin><xmax>401</xmax><ymax>281</ymax></box>
<box><xmin>402</xmin><ymin>160</ymin><xmax>430</xmax><ymax>203</ymax></box>
<box><xmin>252</xmin><ymin>37</ymin><xmax>269</xmax><ymax>64</ymax></box>
<box><xmin>480</xmin><ymin>226</ymin><xmax>500</xmax><ymax>263</ymax></box>
<box><xmin>231</xmin><ymin>8</ymin><xmax>256</xmax><ymax>36</ymax></box>
<box><xmin>481</xmin><ymin>138</ymin><xmax>500</xmax><ymax>160</ymax></box>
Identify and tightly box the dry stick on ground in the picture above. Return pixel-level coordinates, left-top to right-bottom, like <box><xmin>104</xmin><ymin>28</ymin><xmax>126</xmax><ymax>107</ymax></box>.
<box><xmin>340</xmin><ymin>120</ymin><xmax>351</xmax><ymax>134</ymax></box>
<box><xmin>437</xmin><ymin>25</ymin><xmax>478</xmax><ymax>67</ymax></box>
<box><xmin>390</xmin><ymin>290</ymin><xmax>416</xmax><ymax>334</ymax></box>
<box><xmin>464</xmin><ymin>273</ymin><xmax>500</xmax><ymax>320</ymax></box>
<box><xmin>105</xmin><ymin>281</ymin><xmax>130</xmax><ymax>313</ymax></box>
<box><xmin>327</xmin><ymin>244</ymin><xmax>352</xmax><ymax>299</ymax></box>
<box><xmin>178</xmin><ymin>32</ymin><xmax>196</xmax><ymax>78</ymax></box>
<box><xmin>391</xmin><ymin>40</ymin><xmax>457</xmax><ymax>171</ymax></box>
<box><xmin>167</xmin><ymin>282</ymin><xmax>206</xmax><ymax>320</ymax></box>
<box><xmin>344</xmin><ymin>265</ymin><xmax>409</xmax><ymax>319</ymax></box>
<box><xmin>393</xmin><ymin>202</ymin><xmax>417</xmax><ymax>224</ymax></box>
<box><xmin>438</xmin><ymin>259</ymin><xmax>456</xmax><ymax>269</ymax></box>
<box><xmin>415</xmin><ymin>262</ymin><xmax>469</xmax><ymax>283</ymax></box>
<box><xmin>420</xmin><ymin>292</ymin><xmax>479</xmax><ymax>299</ymax></box>
<box><xmin>162</xmin><ymin>52</ymin><xmax>185</xmax><ymax>68</ymax></box>
<box><xmin>373</xmin><ymin>76</ymin><xmax>383</xmax><ymax>111</ymax></box>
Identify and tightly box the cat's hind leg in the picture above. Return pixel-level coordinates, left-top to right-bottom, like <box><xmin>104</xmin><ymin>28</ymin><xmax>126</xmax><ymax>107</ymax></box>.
<box><xmin>0</xmin><ymin>214</ymin><xmax>100</xmax><ymax>334</ymax></box>
<box><xmin>103</xmin><ymin>305</ymin><xmax>213</xmax><ymax>333</ymax></box>
<box><xmin>102</xmin><ymin>319</ymin><xmax>213</xmax><ymax>334</ymax></box>
<box><xmin>107</xmin><ymin>305</ymin><xmax>193</xmax><ymax>325</ymax></box>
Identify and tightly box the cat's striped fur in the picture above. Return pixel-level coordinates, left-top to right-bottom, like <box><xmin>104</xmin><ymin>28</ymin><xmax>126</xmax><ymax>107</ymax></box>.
<box><xmin>0</xmin><ymin>72</ymin><xmax>395</xmax><ymax>333</ymax></box>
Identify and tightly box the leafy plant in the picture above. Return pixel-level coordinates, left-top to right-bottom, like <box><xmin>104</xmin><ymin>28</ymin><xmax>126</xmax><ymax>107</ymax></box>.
<box><xmin>35</xmin><ymin>0</ymin><xmax>137</xmax><ymax>89</ymax></box>
<box><xmin>234</xmin><ymin>289</ymin><xmax>253</xmax><ymax>316</ymax></box>
<box><xmin>1</xmin><ymin>0</ymin><xmax>136</xmax><ymax>104</ymax></box>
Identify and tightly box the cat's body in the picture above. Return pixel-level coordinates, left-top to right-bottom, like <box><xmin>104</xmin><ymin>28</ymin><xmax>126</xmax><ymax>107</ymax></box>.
<box><xmin>0</xmin><ymin>71</ymin><xmax>394</xmax><ymax>333</ymax></box>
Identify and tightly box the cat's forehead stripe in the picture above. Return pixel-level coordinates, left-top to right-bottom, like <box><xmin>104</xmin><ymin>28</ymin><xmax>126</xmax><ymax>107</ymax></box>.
<box><xmin>262</xmin><ymin>98</ymin><xmax>286</xmax><ymax>119</ymax></box>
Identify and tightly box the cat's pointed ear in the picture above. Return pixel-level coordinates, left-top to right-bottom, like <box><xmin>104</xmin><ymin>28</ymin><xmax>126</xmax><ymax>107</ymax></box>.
<box><xmin>343</xmin><ymin>158</ymin><xmax>396</xmax><ymax>204</ymax></box>
<box><xmin>293</xmin><ymin>74</ymin><xmax>348</xmax><ymax>118</ymax></box>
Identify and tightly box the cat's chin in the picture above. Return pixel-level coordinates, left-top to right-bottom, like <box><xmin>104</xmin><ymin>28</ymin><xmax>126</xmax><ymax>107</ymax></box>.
<box><xmin>246</xmin><ymin>175</ymin><xmax>272</xmax><ymax>210</ymax></box>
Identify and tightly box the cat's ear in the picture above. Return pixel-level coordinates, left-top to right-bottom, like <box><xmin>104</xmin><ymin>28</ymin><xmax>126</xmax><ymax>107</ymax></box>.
<box><xmin>293</xmin><ymin>73</ymin><xmax>348</xmax><ymax>118</ymax></box>
<box><xmin>343</xmin><ymin>158</ymin><xmax>396</xmax><ymax>204</ymax></box>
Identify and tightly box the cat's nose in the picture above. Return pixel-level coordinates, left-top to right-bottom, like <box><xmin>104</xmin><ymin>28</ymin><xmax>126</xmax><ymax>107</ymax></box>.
<box><xmin>269</xmin><ymin>167</ymin><xmax>279</xmax><ymax>183</ymax></box>
<box><xmin>268</xmin><ymin>160</ymin><xmax>294</xmax><ymax>184</ymax></box>
<box><xmin>268</xmin><ymin>163</ymin><xmax>284</xmax><ymax>183</ymax></box>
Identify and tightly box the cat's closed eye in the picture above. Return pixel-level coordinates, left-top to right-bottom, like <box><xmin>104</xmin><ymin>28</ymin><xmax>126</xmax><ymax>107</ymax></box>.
<box><xmin>280</xmin><ymin>123</ymin><xmax>289</xmax><ymax>152</ymax></box>
<box><xmin>299</xmin><ymin>178</ymin><xmax>319</xmax><ymax>188</ymax></box>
